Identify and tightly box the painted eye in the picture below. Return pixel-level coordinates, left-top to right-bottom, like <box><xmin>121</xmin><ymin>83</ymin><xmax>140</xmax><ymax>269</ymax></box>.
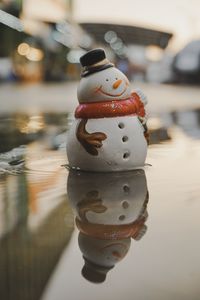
<box><xmin>106</xmin><ymin>79</ymin><xmax>109</xmax><ymax>81</ymax></box>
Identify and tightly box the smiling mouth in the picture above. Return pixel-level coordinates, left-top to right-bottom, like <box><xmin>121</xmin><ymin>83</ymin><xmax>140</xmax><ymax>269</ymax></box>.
<box><xmin>96</xmin><ymin>85</ymin><xmax>127</xmax><ymax>97</ymax></box>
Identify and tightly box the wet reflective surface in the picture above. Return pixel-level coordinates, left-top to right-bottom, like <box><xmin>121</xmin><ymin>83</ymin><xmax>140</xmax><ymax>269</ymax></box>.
<box><xmin>1</xmin><ymin>84</ymin><xmax>200</xmax><ymax>300</ymax></box>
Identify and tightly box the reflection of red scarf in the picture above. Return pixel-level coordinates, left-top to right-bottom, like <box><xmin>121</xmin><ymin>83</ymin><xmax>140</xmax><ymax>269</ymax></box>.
<box><xmin>75</xmin><ymin>92</ymin><xmax>145</xmax><ymax>119</ymax></box>
<box><xmin>76</xmin><ymin>216</ymin><xmax>146</xmax><ymax>240</ymax></box>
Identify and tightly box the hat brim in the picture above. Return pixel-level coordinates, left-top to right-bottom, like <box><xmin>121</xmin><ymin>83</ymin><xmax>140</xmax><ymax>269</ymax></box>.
<box><xmin>81</xmin><ymin>63</ymin><xmax>114</xmax><ymax>77</ymax></box>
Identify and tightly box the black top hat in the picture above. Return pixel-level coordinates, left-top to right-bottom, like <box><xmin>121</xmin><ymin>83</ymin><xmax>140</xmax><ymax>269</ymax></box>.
<box><xmin>80</xmin><ymin>48</ymin><xmax>114</xmax><ymax>77</ymax></box>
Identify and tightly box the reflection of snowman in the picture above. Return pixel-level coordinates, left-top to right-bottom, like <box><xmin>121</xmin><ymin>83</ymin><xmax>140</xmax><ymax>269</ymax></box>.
<box><xmin>66</xmin><ymin>49</ymin><xmax>148</xmax><ymax>172</ymax></box>
<box><xmin>67</xmin><ymin>169</ymin><xmax>149</xmax><ymax>283</ymax></box>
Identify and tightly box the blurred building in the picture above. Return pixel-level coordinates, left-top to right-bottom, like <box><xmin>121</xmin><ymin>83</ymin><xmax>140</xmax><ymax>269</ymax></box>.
<box><xmin>0</xmin><ymin>1</ymin><xmax>174</xmax><ymax>83</ymax></box>
<box><xmin>173</xmin><ymin>40</ymin><xmax>200</xmax><ymax>84</ymax></box>
<box><xmin>80</xmin><ymin>22</ymin><xmax>173</xmax><ymax>82</ymax></box>
<box><xmin>0</xmin><ymin>0</ymin><xmax>92</xmax><ymax>82</ymax></box>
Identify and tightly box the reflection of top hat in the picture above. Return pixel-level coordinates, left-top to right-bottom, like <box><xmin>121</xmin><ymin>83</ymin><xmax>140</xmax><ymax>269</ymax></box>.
<box><xmin>80</xmin><ymin>48</ymin><xmax>114</xmax><ymax>77</ymax></box>
<box><xmin>81</xmin><ymin>256</ymin><xmax>113</xmax><ymax>284</ymax></box>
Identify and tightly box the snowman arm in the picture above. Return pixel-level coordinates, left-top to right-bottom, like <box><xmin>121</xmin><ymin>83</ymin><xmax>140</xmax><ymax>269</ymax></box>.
<box><xmin>76</xmin><ymin>119</ymin><xmax>107</xmax><ymax>156</ymax></box>
<box><xmin>134</xmin><ymin>88</ymin><xmax>148</xmax><ymax>106</ymax></box>
<box><xmin>131</xmin><ymin>91</ymin><xmax>147</xmax><ymax>121</ymax></box>
<box><xmin>139</xmin><ymin>120</ymin><xmax>149</xmax><ymax>145</ymax></box>
<box><xmin>132</xmin><ymin>95</ymin><xmax>149</xmax><ymax>144</ymax></box>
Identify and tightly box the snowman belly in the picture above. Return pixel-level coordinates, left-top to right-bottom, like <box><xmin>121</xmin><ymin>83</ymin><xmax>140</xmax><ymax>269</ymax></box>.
<box><xmin>66</xmin><ymin>115</ymin><xmax>147</xmax><ymax>171</ymax></box>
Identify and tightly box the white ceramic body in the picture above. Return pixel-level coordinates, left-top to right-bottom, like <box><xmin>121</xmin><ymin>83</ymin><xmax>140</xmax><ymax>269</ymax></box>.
<box><xmin>66</xmin><ymin>115</ymin><xmax>147</xmax><ymax>172</ymax></box>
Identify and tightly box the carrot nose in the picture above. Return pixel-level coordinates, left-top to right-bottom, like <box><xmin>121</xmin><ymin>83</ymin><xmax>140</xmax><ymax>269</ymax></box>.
<box><xmin>113</xmin><ymin>79</ymin><xmax>122</xmax><ymax>89</ymax></box>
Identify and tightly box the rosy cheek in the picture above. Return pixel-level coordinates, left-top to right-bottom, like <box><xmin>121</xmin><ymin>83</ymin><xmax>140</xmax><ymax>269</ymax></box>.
<box><xmin>94</xmin><ymin>85</ymin><xmax>102</xmax><ymax>93</ymax></box>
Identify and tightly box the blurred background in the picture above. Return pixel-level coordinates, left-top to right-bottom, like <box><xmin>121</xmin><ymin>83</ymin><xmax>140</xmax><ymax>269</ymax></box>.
<box><xmin>1</xmin><ymin>0</ymin><xmax>200</xmax><ymax>84</ymax></box>
<box><xmin>1</xmin><ymin>1</ymin><xmax>200</xmax><ymax>300</ymax></box>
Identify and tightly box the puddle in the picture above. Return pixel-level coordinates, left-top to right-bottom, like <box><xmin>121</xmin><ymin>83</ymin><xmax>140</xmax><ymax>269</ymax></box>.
<box><xmin>0</xmin><ymin>109</ymin><xmax>200</xmax><ymax>300</ymax></box>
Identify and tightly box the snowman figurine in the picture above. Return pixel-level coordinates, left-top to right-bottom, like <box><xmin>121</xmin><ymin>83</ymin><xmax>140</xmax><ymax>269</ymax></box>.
<box><xmin>67</xmin><ymin>48</ymin><xmax>148</xmax><ymax>172</ymax></box>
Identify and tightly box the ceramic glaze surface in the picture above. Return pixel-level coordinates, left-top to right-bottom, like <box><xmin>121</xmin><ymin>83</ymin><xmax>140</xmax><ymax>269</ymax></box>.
<box><xmin>66</xmin><ymin>49</ymin><xmax>148</xmax><ymax>171</ymax></box>
<box><xmin>77</xmin><ymin>67</ymin><xmax>131</xmax><ymax>103</ymax></box>
<box><xmin>67</xmin><ymin>115</ymin><xmax>147</xmax><ymax>172</ymax></box>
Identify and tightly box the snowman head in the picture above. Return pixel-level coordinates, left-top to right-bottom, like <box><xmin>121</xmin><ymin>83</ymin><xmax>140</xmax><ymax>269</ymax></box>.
<box><xmin>78</xmin><ymin>49</ymin><xmax>131</xmax><ymax>103</ymax></box>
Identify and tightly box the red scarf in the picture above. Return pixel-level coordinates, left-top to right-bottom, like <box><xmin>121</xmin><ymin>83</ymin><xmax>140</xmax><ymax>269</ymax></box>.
<box><xmin>75</xmin><ymin>92</ymin><xmax>145</xmax><ymax>119</ymax></box>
